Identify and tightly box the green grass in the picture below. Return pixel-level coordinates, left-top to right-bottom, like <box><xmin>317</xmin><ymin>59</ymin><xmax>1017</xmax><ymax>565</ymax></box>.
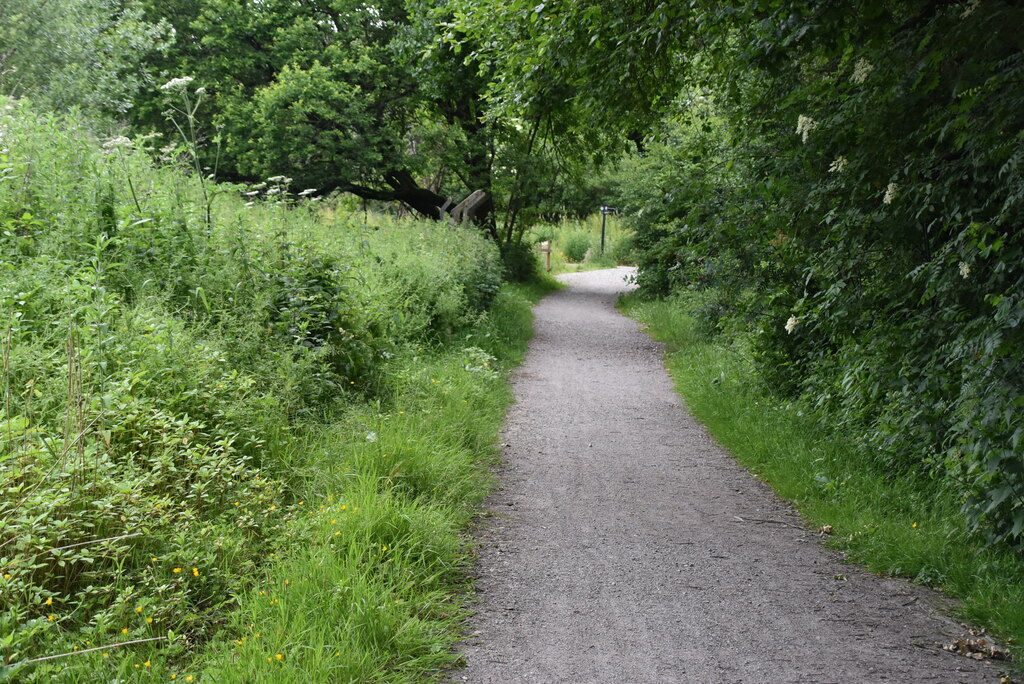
<box><xmin>622</xmin><ymin>294</ymin><xmax>1024</xmax><ymax>665</ymax></box>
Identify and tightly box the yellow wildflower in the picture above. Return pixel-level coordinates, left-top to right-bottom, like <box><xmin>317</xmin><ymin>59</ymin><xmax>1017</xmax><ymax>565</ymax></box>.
<box><xmin>45</xmin><ymin>598</ymin><xmax>53</xmax><ymax>605</ymax></box>
<box><xmin>275</xmin><ymin>654</ymin><xmax>283</xmax><ymax>661</ymax></box>
<box><xmin>122</xmin><ymin>628</ymin><xmax>129</xmax><ymax>634</ymax></box>
<box><xmin>136</xmin><ymin>606</ymin><xmax>143</xmax><ymax>613</ymax></box>
<box><xmin>144</xmin><ymin>660</ymin><xmax>151</xmax><ymax>668</ymax></box>
<box><xmin>48</xmin><ymin>615</ymin><xmax>55</xmax><ymax>621</ymax></box>
<box><xmin>173</xmin><ymin>567</ymin><xmax>182</xmax><ymax>574</ymax></box>
<box><xmin>192</xmin><ymin>567</ymin><xmax>199</xmax><ymax>577</ymax></box>
<box><xmin>147</xmin><ymin>617</ymin><xmax>154</xmax><ymax>624</ymax></box>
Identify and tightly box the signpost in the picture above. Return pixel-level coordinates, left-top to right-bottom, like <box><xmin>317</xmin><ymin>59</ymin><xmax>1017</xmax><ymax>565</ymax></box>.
<box><xmin>599</xmin><ymin>204</ymin><xmax>616</xmax><ymax>255</ymax></box>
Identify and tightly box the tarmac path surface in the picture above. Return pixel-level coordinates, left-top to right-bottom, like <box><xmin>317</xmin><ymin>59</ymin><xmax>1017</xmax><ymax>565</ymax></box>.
<box><xmin>454</xmin><ymin>267</ymin><xmax>1001</xmax><ymax>683</ymax></box>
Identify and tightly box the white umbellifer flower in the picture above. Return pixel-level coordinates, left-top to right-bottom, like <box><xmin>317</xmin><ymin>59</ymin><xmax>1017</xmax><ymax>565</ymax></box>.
<box><xmin>160</xmin><ymin>76</ymin><xmax>194</xmax><ymax>91</ymax></box>
<box><xmin>267</xmin><ymin>175</ymin><xmax>286</xmax><ymax>182</ymax></box>
<box><xmin>785</xmin><ymin>316</ymin><xmax>799</xmax><ymax>334</ymax></box>
<box><xmin>828</xmin><ymin>156</ymin><xmax>848</xmax><ymax>173</ymax></box>
<box><xmin>851</xmin><ymin>58</ymin><xmax>874</xmax><ymax>84</ymax></box>
<box><xmin>366</xmin><ymin>432</ymin><xmax>377</xmax><ymax>442</ymax></box>
<box><xmin>102</xmin><ymin>136</ymin><xmax>132</xmax><ymax>151</ymax></box>
<box><xmin>195</xmin><ymin>87</ymin><xmax>207</xmax><ymax>96</ymax></box>
<box><xmin>796</xmin><ymin>115</ymin><xmax>817</xmax><ymax>144</ymax></box>
<box><xmin>883</xmin><ymin>182</ymin><xmax>899</xmax><ymax>204</ymax></box>
<box><xmin>298</xmin><ymin>188</ymin><xmax>317</xmax><ymax>196</ymax></box>
<box><xmin>266</xmin><ymin>187</ymin><xmax>281</xmax><ymax>195</ymax></box>
<box><xmin>251</xmin><ymin>182</ymin><xmax>267</xmax><ymax>190</ymax></box>
<box><xmin>959</xmin><ymin>261</ymin><xmax>971</xmax><ymax>279</ymax></box>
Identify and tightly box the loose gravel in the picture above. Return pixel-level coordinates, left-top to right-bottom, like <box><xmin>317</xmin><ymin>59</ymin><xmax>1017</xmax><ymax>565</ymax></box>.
<box><xmin>454</xmin><ymin>267</ymin><xmax>1001</xmax><ymax>683</ymax></box>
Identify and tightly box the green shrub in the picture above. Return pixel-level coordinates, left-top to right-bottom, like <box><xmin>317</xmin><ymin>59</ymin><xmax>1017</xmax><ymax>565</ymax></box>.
<box><xmin>561</xmin><ymin>231</ymin><xmax>591</xmax><ymax>263</ymax></box>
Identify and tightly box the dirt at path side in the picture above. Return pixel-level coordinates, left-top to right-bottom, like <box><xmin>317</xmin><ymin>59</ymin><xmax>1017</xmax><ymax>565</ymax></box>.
<box><xmin>454</xmin><ymin>267</ymin><xmax>1002</xmax><ymax>683</ymax></box>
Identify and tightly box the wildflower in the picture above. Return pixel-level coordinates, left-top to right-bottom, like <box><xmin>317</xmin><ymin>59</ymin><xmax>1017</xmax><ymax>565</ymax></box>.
<box><xmin>381</xmin><ymin>545</ymin><xmax>388</xmax><ymax>551</ymax></box>
<box><xmin>298</xmin><ymin>188</ymin><xmax>317</xmax><ymax>196</ymax></box>
<box><xmin>959</xmin><ymin>261</ymin><xmax>971</xmax><ymax>279</ymax></box>
<box><xmin>912</xmin><ymin>522</ymin><xmax>918</xmax><ymax>528</ymax></box>
<box><xmin>172</xmin><ymin>676</ymin><xmax>177</xmax><ymax>680</ymax></box>
<box><xmin>151</xmin><ymin>557</ymin><xmax>158</xmax><ymax>562</ymax></box>
<box><xmin>785</xmin><ymin>316</ymin><xmax>799</xmax><ymax>335</ymax></box>
<box><xmin>192</xmin><ymin>567</ymin><xmax>199</xmax><ymax>577</ymax></box>
<box><xmin>160</xmin><ymin>76</ymin><xmax>195</xmax><ymax>91</ymax></box>
<box><xmin>828</xmin><ymin>157</ymin><xmax>848</xmax><ymax>173</ymax></box>
<box><xmin>269</xmin><ymin>505</ymin><xmax>277</xmax><ymax>511</ymax></box>
<box><xmin>136</xmin><ymin>606</ymin><xmax>143</xmax><ymax>613</ymax></box>
<box><xmin>882</xmin><ymin>182</ymin><xmax>899</xmax><ymax>205</ymax></box>
<box><xmin>45</xmin><ymin>598</ymin><xmax>53</xmax><ymax>605</ymax></box>
<box><xmin>173</xmin><ymin>567</ymin><xmax>182</xmax><ymax>574</ymax></box>
<box><xmin>186</xmin><ymin>677</ymin><xmax>194</xmax><ymax>682</ymax></box>
<box><xmin>796</xmin><ymin>114</ymin><xmax>817</xmax><ymax>144</ymax></box>
<box><xmin>195</xmin><ymin>87</ymin><xmax>207</xmax><ymax>96</ymax></box>
<box><xmin>276</xmin><ymin>654</ymin><xmax>283</xmax><ymax>661</ymax></box>
<box><xmin>851</xmin><ymin>58</ymin><xmax>873</xmax><ymax>84</ymax></box>
<box><xmin>3</xmin><ymin>574</ymin><xmax>9</xmax><ymax>579</ymax></box>
<box><xmin>366</xmin><ymin>432</ymin><xmax>378</xmax><ymax>442</ymax></box>
<box><xmin>122</xmin><ymin>628</ymin><xmax>129</xmax><ymax>634</ymax></box>
<box><xmin>48</xmin><ymin>615</ymin><xmax>55</xmax><ymax>621</ymax></box>
<box><xmin>147</xmin><ymin>617</ymin><xmax>154</xmax><ymax>623</ymax></box>
<box><xmin>102</xmin><ymin>136</ymin><xmax>133</xmax><ymax>151</ymax></box>
<box><xmin>102</xmin><ymin>652</ymin><xmax>109</xmax><ymax>658</ymax></box>
<box><xmin>144</xmin><ymin>660</ymin><xmax>151</xmax><ymax>668</ymax></box>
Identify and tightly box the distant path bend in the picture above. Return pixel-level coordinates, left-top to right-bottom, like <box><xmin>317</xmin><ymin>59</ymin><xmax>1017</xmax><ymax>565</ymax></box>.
<box><xmin>456</xmin><ymin>267</ymin><xmax>998</xmax><ymax>683</ymax></box>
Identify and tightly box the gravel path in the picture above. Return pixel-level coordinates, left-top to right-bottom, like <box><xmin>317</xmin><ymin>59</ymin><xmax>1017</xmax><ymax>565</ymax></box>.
<box><xmin>454</xmin><ymin>267</ymin><xmax>1002</xmax><ymax>683</ymax></box>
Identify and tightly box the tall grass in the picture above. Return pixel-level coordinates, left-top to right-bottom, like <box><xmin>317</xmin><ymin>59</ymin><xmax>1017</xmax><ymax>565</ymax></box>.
<box><xmin>0</xmin><ymin>98</ymin><xmax>553</xmax><ymax>681</ymax></box>
<box><xmin>524</xmin><ymin>214</ymin><xmax>635</xmax><ymax>273</ymax></box>
<box><xmin>622</xmin><ymin>294</ymin><xmax>1024</xmax><ymax>665</ymax></box>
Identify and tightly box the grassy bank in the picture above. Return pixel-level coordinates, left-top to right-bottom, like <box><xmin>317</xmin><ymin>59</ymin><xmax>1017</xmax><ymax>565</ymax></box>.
<box><xmin>622</xmin><ymin>294</ymin><xmax>1024</xmax><ymax>665</ymax></box>
<box><xmin>0</xmin><ymin>98</ymin><xmax>556</xmax><ymax>681</ymax></box>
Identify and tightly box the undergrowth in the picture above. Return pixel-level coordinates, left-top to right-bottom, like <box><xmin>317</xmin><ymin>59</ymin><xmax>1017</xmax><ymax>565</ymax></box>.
<box><xmin>0</xmin><ymin>98</ymin><xmax>554</xmax><ymax>681</ymax></box>
<box><xmin>622</xmin><ymin>293</ymin><xmax>1024</xmax><ymax>668</ymax></box>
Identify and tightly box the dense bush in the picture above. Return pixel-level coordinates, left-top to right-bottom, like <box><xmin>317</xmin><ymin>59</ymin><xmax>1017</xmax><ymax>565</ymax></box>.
<box><xmin>616</xmin><ymin>2</ymin><xmax>1024</xmax><ymax>547</ymax></box>
<box><xmin>0</xmin><ymin>99</ymin><xmax>504</xmax><ymax>678</ymax></box>
<box><xmin>561</xmin><ymin>231</ymin><xmax>592</xmax><ymax>263</ymax></box>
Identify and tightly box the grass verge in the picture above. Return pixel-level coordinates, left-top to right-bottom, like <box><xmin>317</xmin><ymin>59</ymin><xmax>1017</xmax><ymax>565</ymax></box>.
<box><xmin>187</xmin><ymin>280</ymin><xmax>555</xmax><ymax>682</ymax></box>
<box><xmin>621</xmin><ymin>294</ymin><xmax>1024</xmax><ymax>667</ymax></box>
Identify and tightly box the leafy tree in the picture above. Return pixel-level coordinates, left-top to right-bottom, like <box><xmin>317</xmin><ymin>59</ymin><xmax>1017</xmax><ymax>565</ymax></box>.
<box><xmin>0</xmin><ymin>0</ymin><xmax>170</xmax><ymax>117</ymax></box>
<box><xmin>132</xmin><ymin>0</ymin><xmax>499</xmax><ymax>229</ymax></box>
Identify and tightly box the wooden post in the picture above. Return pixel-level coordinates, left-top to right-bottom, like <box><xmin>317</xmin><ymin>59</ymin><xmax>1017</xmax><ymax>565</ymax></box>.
<box><xmin>539</xmin><ymin>241</ymin><xmax>552</xmax><ymax>272</ymax></box>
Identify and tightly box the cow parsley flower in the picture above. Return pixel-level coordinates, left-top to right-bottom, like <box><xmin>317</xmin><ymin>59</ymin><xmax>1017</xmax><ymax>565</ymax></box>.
<box><xmin>796</xmin><ymin>115</ymin><xmax>817</xmax><ymax>144</ymax></box>
<box><xmin>851</xmin><ymin>58</ymin><xmax>874</xmax><ymax>84</ymax></box>
<box><xmin>883</xmin><ymin>182</ymin><xmax>899</xmax><ymax>205</ymax></box>
<box><xmin>785</xmin><ymin>316</ymin><xmax>799</xmax><ymax>334</ymax></box>
<box><xmin>160</xmin><ymin>76</ymin><xmax>194</xmax><ymax>91</ymax></box>
<box><xmin>102</xmin><ymin>136</ymin><xmax>132</xmax><ymax>151</ymax></box>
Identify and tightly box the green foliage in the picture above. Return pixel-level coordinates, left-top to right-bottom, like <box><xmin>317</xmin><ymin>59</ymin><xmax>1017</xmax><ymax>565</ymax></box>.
<box><xmin>607</xmin><ymin>2</ymin><xmax>1024</xmax><ymax>548</ymax></box>
<box><xmin>0</xmin><ymin>100</ymin><xmax>512</xmax><ymax>680</ymax></box>
<box><xmin>561</xmin><ymin>231</ymin><xmax>591</xmax><ymax>263</ymax></box>
<box><xmin>0</xmin><ymin>0</ymin><xmax>170</xmax><ymax>116</ymax></box>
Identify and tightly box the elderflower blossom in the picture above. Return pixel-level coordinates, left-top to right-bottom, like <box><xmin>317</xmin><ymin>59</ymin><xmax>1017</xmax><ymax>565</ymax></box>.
<box><xmin>785</xmin><ymin>316</ymin><xmax>800</xmax><ymax>334</ymax></box>
<box><xmin>160</xmin><ymin>76</ymin><xmax>195</xmax><ymax>91</ymax></box>
<box><xmin>796</xmin><ymin>115</ymin><xmax>817</xmax><ymax>144</ymax></box>
<box><xmin>959</xmin><ymin>261</ymin><xmax>971</xmax><ymax>279</ymax></box>
<box><xmin>851</xmin><ymin>58</ymin><xmax>874</xmax><ymax>84</ymax></box>
<box><xmin>828</xmin><ymin>156</ymin><xmax>849</xmax><ymax>173</ymax></box>
<box><xmin>883</xmin><ymin>182</ymin><xmax>899</xmax><ymax>205</ymax></box>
